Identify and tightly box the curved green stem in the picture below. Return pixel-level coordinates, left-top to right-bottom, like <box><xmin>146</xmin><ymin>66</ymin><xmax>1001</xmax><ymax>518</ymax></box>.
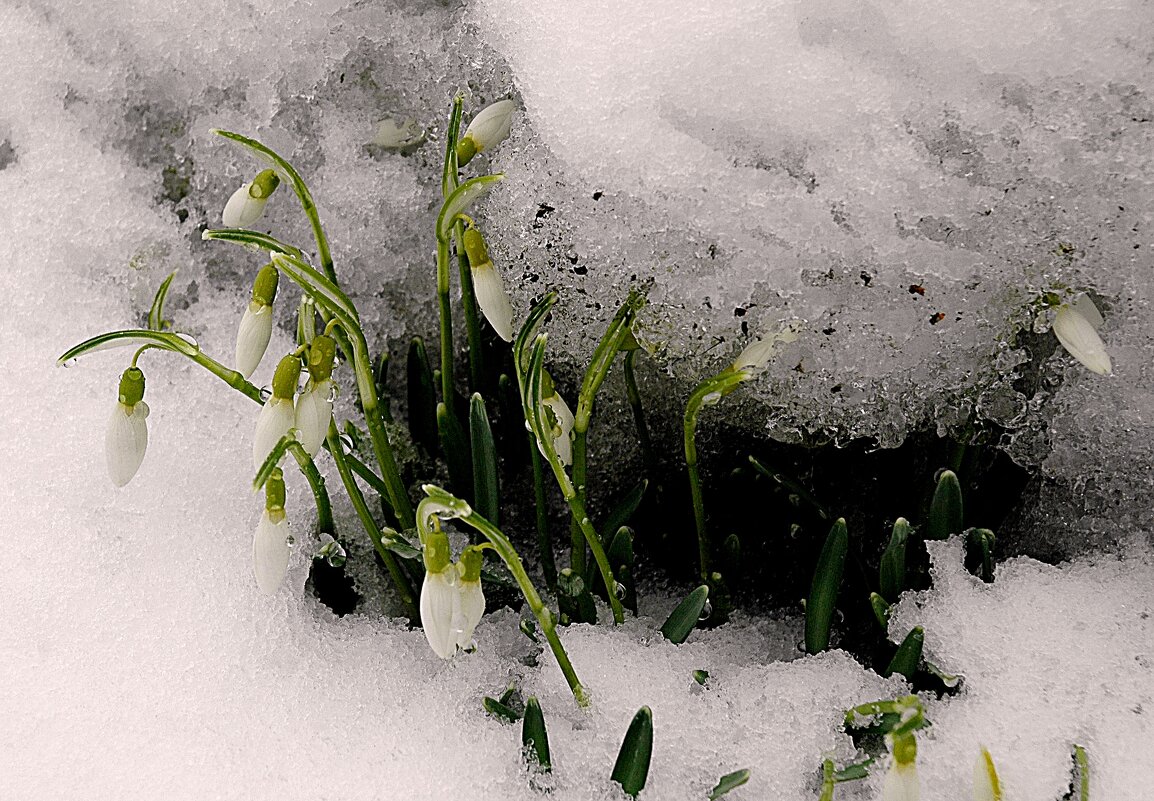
<box><xmin>683</xmin><ymin>370</ymin><xmax>747</xmax><ymax>583</ymax></box>
<box><xmin>326</xmin><ymin>422</ymin><xmax>418</xmax><ymax>621</ymax></box>
<box><xmin>529</xmin><ymin>433</ymin><xmax>557</xmax><ymax>592</ymax></box>
<box><xmin>436</xmin><ymin>236</ymin><xmax>455</xmax><ymax>408</ymax></box>
<box><xmin>417</xmin><ymin>487</ymin><xmax>589</xmax><ymax>708</ymax></box>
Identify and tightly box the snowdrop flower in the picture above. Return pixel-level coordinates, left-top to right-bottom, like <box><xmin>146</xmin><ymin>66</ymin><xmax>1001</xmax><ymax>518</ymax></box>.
<box><xmin>252</xmin><ymin>467</ymin><xmax>290</xmax><ymax>595</ymax></box>
<box><xmin>463</xmin><ymin>226</ymin><xmax>514</xmax><ymax>341</ymax></box>
<box><xmin>456</xmin><ymin>99</ymin><xmax>516</xmax><ymax>166</ymax></box>
<box><xmin>451</xmin><ymin>547</ymin><xmax>486</xmax><ymax>652</ymax></box>
<box><xmin>972</xmin><ymin>746</ymin><xmax>1002</xmax><ymax>801</ymax></box>
<box><xmin>420</xmin><ymin>526</ymin><xmax>459</xmax><ymax>659</ymax></box>
<box><xmin>1053</xmin><ymin>296</ymin><xmax>1111</xmax><ymax>376</ymax></box>
<box><xmin>882</xmin><ymin>732</ymin><xmax>919</xmax><ymax>801</ymax></box>
<box><xmin>537</xmin><ymin>370</ymin><xmax>575</xmax><ymax>466</ymax></box>
<box><xmin>253</xmin><ymin>354</ymin><xmax>300</xmax><ymax>471</ymax></box>
<box><xmin>235</xmin><ymin>263</ymin><xmax>279</xmax><ymax>379</ymax></box>
<box><xmin>106</xmin><ymin>366</ymin><xmax>149</xmax><ymax>487</ymax></box>
<box><xmin>295</xmin><ymin>335</ymin><xmax>336</xmax><ymax>456</ymax></box>
<box><xmin>732</xmin><ymin>321</ymin><xmax>802</xmax><ymax>377</ymax></box>
<box><xmin>222</xmin><ymin>168</ymin><xmax>281</xmax><ymax>228</ymax></box>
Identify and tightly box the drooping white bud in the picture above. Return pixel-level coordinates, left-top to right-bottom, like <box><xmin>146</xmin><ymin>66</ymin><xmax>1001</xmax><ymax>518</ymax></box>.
<box><xmin>540</xmin><ymin>392</ymin><xmax>575</xmax><ymax>466</ymax></box>
<box><xmin>252</xmin><ymin>509</ymin><xmax>290</xmax><ymax>595</ymax></box>
<box><xmin>452</xmin><ymin>547</ymin><xmax>486</xmax><ymax>651</ymax></box>
<box><xmin>732</xmin><ymin>321</ymin><xmax>802</xmax><ymax>376</ymax></box>
<box><xmin>473</xmin><ymin>263</ymin><xmax>514</xmax><ymax>342</ymax></box>
<box><xmin>883</xmin><ymin>761</ymin><xmax>920</xmax><ymax>801</ymax></box>
<box><xmin>456</xmin><ymin>99</ymin><xmax>516</xmax><ymax>166</ymax></box>
<box><xmin>235</xmin><ymin>302</ymin><xmax>274</xmax><ymax>379</ymax></box>
<box><xmin>106</xmin><ymin>401</ymin><xmax>149</xmax><ymax>487</ymax></box>
<box><xmin>1053</xmin><ymin>302</ymin><xmax>1112</xmax><ymax>376</ymax></box>
<box><xmin>222</xmin><ymin>182</ymin><xmax>269</xmax><ymax>228</ymax></box>
<box><xmin>420</xmin><ymin>568</ymin><xmax>459</xmax><ymax>659</ymax></box>
<box><xmin>253</xmin><ymin>398</ymin><xmax>295</xmax><ymax>471</ymax></box>
<box><xmin>295</xmin><ymin>379</ymin><xmax>334</xmax><ymax>457</ymax></box>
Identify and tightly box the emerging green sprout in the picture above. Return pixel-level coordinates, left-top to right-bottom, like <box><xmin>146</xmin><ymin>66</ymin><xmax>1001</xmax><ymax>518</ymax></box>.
<box><xmin>106</xmin><ymin>366</ymin><xmax>149</xmax><ymax>487</ymax></box>
<box><xmin>456</xmin><ymin>99</ymin><xmax>516</xmax><ymax>167</ymax></box>
<box><xmin>222</xmin><ymin>168</ymin><xmax>281</xmax><ymax>228</ymax></box>
<box><xmin>1053</xmin><ymin>295</ymin><xmax>1111</xmax><ymax>376</ymax></box>
<box><xmin>234</xmin><ymin>263</ymin><xmax>279</xmax><ymax>379</ymax></box>
<box><xmin>253</xmin><ymin>467</ymin><xmax>291</xmax><ymax>595</ymax></box>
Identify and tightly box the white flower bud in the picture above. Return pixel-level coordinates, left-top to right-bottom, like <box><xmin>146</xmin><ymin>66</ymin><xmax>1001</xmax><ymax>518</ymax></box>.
<box><xmin>222</xmin><ymin>182</ymin><xmax>269</xmax><ymax>228</ymax></box>
<box><xmin>1054</xmin><ymin>302</ymin><xmax>1111</xmax><ymax>376</ymax></box>
<box><xmin>235</xmin><ymin>302</ymin><xmax>274</xmax><ymax>379</ymax></box>
<box><xmin>252</xmin><ymin>397</ymin><xmax>295</xmax><ymax>471</ymax></box>
<box><xmin>733</xmin><ymin>321</ymin><xmax>801</xmax><ymax>376</ymax></box>
<box><xmin>252</xmin><ymin>509</ymin><xmax>290</xmax><ymax>595</ymax></box>
<box><xmin>295</xmin><ymin>379</ymin><xmax>334</xmax><ymax>457</ymax></box>
<box><xmin>972</xmin><ymin>746</ymin><xmax>1002</xmax><ymax>801</ymax></box>
<box><xmin>106</xmin><ymin>401</ymin><xmax>149</xmax><ymax>487</ymax></box>
<box><xmin>420</xmin><ymin>568</ymin><xmax>459</xmax><ymax>659</ymax></box>
<box><xmin>540</xmin><ymin>392</ymin><xmax>575</xmax><ymax>466</ymax></box>
<box><xmin>457</xmin><ymin>99</ymin><xmax>516</xmax><ymax>166</ymax></box>
<box><xmin>452</xmin><ymin>579</ymin><xmax>485</xmax><ymax>651</ymax></box>
<box><xmin>883</xmin><ymin>761</ymin><xmax>919</xmax><ymax>801</ymax></box>
<box><xmin>473</xmin><ymin>262</ymin><xmax>515</xmax><ymax>341</ymax></box>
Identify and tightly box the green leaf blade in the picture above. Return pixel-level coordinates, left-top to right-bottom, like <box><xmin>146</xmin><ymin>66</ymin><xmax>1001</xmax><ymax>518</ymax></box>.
<box><xmin>469</xmin><ymin>393</ymin><xmax>499</xmax><ymax>525</ymax></box>
<box><xmin>521</xmin><ymin>697</ymin><xmax>551</xmax><ymax>772</ymax></box>
<box><xmin>927</xmin><ymin>469</ymin><xmax>963</xmax><ymax>540</ymax></box>
<box><xmin>660</xmin><ymin>585</ymin><xmax>709</xmax><ymax>644</ymax></box>
<box><xmin>611</xmin><ymin>706</ymin><xmax>653</xmax><ymax>799</ymax></box>
<box><xmin>708</xmin><ymin>768</ymin><xmax>750</xmax><ymax>800</ymax></box>
<box><xmin>805</xmin><ymin>517</ymin><xmax>848</xmax><ymax>654</ymax></box>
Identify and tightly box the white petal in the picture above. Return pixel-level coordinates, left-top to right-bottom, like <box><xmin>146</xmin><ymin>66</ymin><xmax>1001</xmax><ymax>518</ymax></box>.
<box><xmin>733</xmin><ymin>322</ymin><xmax>801</xmax><ymax>373</ymax></box>
<box><xmin>106</xmin><ymin>401</ymin><xmax>149</xmax><ymax>487</ymax></box>
<box><xmin>294</xmin><ymin>380</ymin><xmax>333</xmax><ymax>457</ymax></box>
<box><xmin>452</xmin><ymin>580</ymin><xmax>486</xmax><ymax>651</ymax></box>
<box><xmin>540</xmin><ymin>394</ymin><xmax>575</xmax><ymax>466</ymax></box>
<box><xmin>972</xmin><ymin>747</ymin><xmax>1001</xmax><ymax>801</ymax></box>
<box><xmin>1071</xmin><ymin>293</ymin><xmax>1104</xmax><ymax>330</ymax></box>
<box><xmin>883</xmin><ymin>762</ymin><xmax>919</xmax><ymax>801</ymax></box>
<box><xmin>235</xmin><ymin>303</ymin><xmax>274</xmax><ymax>379</ymax></box>
<box><xmin>253</xmin><ymin>398</ymin><xmax>295</xmax><ymax>471</ymax></box>
<box><xmin>420</xmin><ymin>570</ymin><xmax>459</xmax><ymax>659</ymax></box>
<box><xmin>472</xmin><ymin>263</ymin><xmax>514</xmax><ymax>341</ymax></box>
<box><xmin>252</xmin><ymin>511</ymin><xmax>290</xmax><ymax>595</ymax></box>
<box><xmin>464</xmin><ymin>99</ymin><xmax>515</xmax><ymax>152</ymax></box>
<box><xmin>222</xmin><ymin>183</ymin><xmax>269</xmax><ymax>228</ymax></box>
<box><xmin>1054</xmin><ymin>305</ymin><xmax>1112</xmax><ymax>376</ymax></box>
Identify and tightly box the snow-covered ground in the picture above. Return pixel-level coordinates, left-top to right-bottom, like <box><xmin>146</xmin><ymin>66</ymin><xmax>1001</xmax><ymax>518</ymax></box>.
<box><xmin>3</xmin><ymin>1</ymin><xmax>1153</xmax><ymax>798</ymax></box>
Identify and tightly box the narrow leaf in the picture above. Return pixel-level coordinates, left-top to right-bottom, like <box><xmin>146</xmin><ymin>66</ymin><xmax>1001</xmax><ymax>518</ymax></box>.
<box><xmin>576</xmin><ymin>289</ymin><xmax>646</xmax><ymax>430</ymax></box>
<box><xmin>202</xmin><ymin>227</ymin><xmax>303</xmax><ymax>257</ymax></box>
<box><xmin>693</xmin><ymin>669</ymin><xmax>710</xmax><ymax>686</ymax></box>
<box><xmin>483</xmin><ymin>696</ymin><xmax>521</xmax><ymax>723</ymax></box>
<box><xmin>602</xmin><ymin>480</ymin><xmax>648</xmax><ymax>543</ymax></box>
<box><xmin>253</xmin><ymin>432</ymin><xmax>299</xmax><ymax>491</ymax></box>
<box><xmin>470</xmin><ymin>393</ymin><xmax>499</xmax><ymax>525</ymax></box>
<box><xmin>926</xmin><ymin>469</ymin><xmax>963</xmax><ymax>540</ymax></box>
<box><xmin>805</xmin><ymin>517</ymin><xmax>848</xmax><ymax>654</ymax></box>
<box><xmin>708</xmin><ymin>768</ymin><xmax>750</xmax><ymax>799</ymax></box>
<box><xmin>869</xmin><ymin>592</ymin><xmax>891</xmax><ymax>629</ymax></box>
<box><xmin>521</xmin><ymin>697</ymin><xmax>552</xmax><ymax>772</ymax></box>
<box><xmin>58</xmin><ymin>329</ymin><xmax>200</xmax><ymax>366</ymax></box>
<box><xmin>271</xmin><ymin>252</ymin><xmax>359</xmax><ymax>323</ymax></box>
<box><xmin>514</xmin><ymin>292</ymin><xmax>559</xmax><ymax>387</ymax></box>
<box><xmin>748</xmin><ymin>456</ymin><xmax>829</xmax><ymax>519</ymax></box>
<box><xmin>437</xmin><ymin>401</ymin><xmax>472</xmax><ymax>498</ymax></box>
<box><xmin>879</xmin><ymin>517</ymin><xmax>910</xmax><ymax>600</ymax></box>
<box><xmin>148</xmin><ymin>271</ymin><xmax>177</xmax><ymax>331</ymax></box>
<box><xmin>660</xmin><ymin>585</ymin><xmax>709</xmax><ymax>644</ymax></box>
<box><xmin>607</xmin><ymin>526</ymin><xmax>637</xmax><ymax>613</ymax></box>
<box><xmin>611</xmin><ymin>706</ymin><xmax>653</xmax><ymax>799</ymax></box>
<box><xmin>884</xmin><ymin>626</ymin><xmax>924</xmax><ymax>680</ymax></box>
<box><xmin>407</xmin><ymin>337</ymin><xmax>439</xmax><ymax>453</ymax></box>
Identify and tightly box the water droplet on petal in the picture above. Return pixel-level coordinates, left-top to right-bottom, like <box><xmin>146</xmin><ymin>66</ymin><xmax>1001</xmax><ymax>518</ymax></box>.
<box><xmin>175</xmin><ymin>332</ymin><xmax>200</xmax><ymax>352</ymax></box>
<box><xmin>326</xmin><ymin>382</ymin><xmax>339</xmax><ymax>402</ymax></box>
<box><xmin>339</xmin><ymin>433</ymin><xmax>354</xmax><ymax>454</ymax></box>
<box><xmin>698</xmin><ymin>600</ymin><xmax>713</xmax><ymax>622</ymax></box>
<box><xmin>259</xmin><ymin>385</ymin><xmax>273</xmax><ymax>402</ymax></box>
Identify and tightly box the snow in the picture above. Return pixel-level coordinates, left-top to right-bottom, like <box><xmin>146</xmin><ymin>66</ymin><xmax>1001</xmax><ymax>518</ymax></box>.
<box><xmin>3</xmin><ymin>0</ymin><xmax>1154</xmax><ymax>798</ymax></box>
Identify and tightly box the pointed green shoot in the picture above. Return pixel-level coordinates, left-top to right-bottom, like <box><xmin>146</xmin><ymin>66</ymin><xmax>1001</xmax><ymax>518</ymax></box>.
<box><xmin>870</xmin><ymin>592</ymin><xmax>892</xmax><ymax>630</ymax></box>
<box><xmin>805</xmin><ymin>517</ymin><xmax>848</xmax><ymax>654</ymax></box>
<box><xmin>1072</xmin><ymin>744</ymin><xmax>1090</xmax><ymax>801</ymax></box>
<box><xmin>966</xmin><ymin>527</ymin><xmax>996</xmax><ymax>583</ymax></box>
<box><xmin>513</xmin><ymin>291</ymin><xmax>559</xmax><ymax>389</ymax></box>
<box><xmin>661</xmin><ymin>585</ymin><xmax>709</xmax><ymax>644</ymax></box>
<box><xmin>470</xmin><ymin>393</ymin><xmax>499</xmax><ymax>524</ymax></box>
<box><xmin>693</xmin><ymin>669</ymin><xmax>710</xmax><ymax>686</ymax></box>
<box><xmin>607</xmin><ymin>526</ymin><xmax>637</xmax><ymax>613</ymax></box>
<box><xmin>879</xmin><ymin>517</ymin><xmax>910</xmax><ymax>600</ymax></box>
<box><xmin>575</xmin><ymin>289</ymin><xmax>646</xmax><ymax>433</ymax></box>
<box><xmin>611</xmin><ymin>706</ymin><xmax>653</xmax><ymax>799</ymax></box>
<box><xmin>708</xmin><ymin>768</ymin><xmax>750</xmax><ymax>800</ymax></box>
<box><xmin>602</xmin><ymin>480</ymin><xmax>648</xmax><ymax>544</ymax></box>
<box><xmin>483</xmin><ymin>695</ymin><xmax>521</xmax><ymax>724</ymax></box>
<box><xmin>148</xmin><ymin>271</ymin><xmax>178</xmax><ymax>331</ymax></box>
<box><xmin>522</xmin><ymin>697</ymin><xmax>551</xmax><ymax>772</ymax></box>
<box><xmin>437</xmin><ymin>401</ymin><xmax>472</xmax><ymax>497</ymax></box>
<box><xmin>884</xmin><ymin>626</ymin><xmax>924</xmax><ymax>680</ymax></box>
<box><xmin>927</xmin><ymin>469</ymin><xmax>963</xmax><ymax>540</ymax></box>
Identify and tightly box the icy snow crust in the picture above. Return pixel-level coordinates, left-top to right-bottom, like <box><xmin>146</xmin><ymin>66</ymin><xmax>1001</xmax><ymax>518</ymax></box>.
<box><xmin>3</xmin><ymin>0</ymin><xmax>1154</xmax><ymax>798</ymax></box>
